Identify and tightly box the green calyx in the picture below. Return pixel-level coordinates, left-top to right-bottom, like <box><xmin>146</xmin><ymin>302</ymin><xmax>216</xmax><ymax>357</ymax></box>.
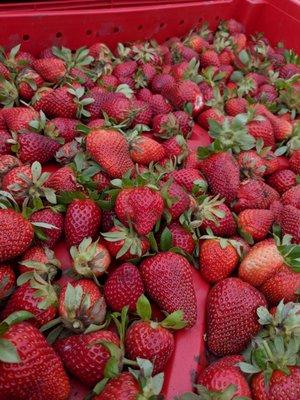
<box><xmin>274</xmin><ymin>234</ymin><xmax>300</xmax><ymax>272</ymax></box>
<box><xmin>155</xmin><ymin>113</ymin><xmax>181</xmax><ymax>139</ymax></box>
<box><xmin>67</xmin><ymin>85</ymin><xmax>94</xmax><ymax>119</ymax></box>
<box><xmin>28</xmin><ymin>273</ymin><xmax>58</xmax><ymax>310</ymax></box>
<box><xmin>130</xmin><ymin>358</ymin><xmax>165</xmax><ymax>400</ymax></box>
<box><xmin>0</xmin><ymin>310</ymin><xmax>34</xmax><ymax>363</ymax></box>
<box><xmin>177</xmin><ymin>384</ymin><xmax>251</xmax><ymax>400</ymax></box>
<box><xmin>0</xmin><ymin>76</ymin><xmax>19</xmax><ymax>107</ymax></box>
<box><xmin>182</xmin><ymin>58</ymin><xmax>202</xmax><ymax>84</ymax></box>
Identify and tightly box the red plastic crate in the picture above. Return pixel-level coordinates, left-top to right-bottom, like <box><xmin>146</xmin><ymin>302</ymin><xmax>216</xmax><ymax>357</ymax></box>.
<box><xmin>1</xmin><ymin>1</ymin><xmax>299</xmax><ymax>399</ymax></box>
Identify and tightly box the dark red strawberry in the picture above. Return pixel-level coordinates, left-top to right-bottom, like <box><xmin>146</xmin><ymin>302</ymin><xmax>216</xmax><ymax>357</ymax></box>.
<box><xmin>44</xmin><ymin>165</ymin><xmax>81</xmax><ymax>193</ymax></box>
<box><xmin>29</xmin><ymin>208</ymin><xmax>64</xmax><ymax>248</ymax></box>
<box><xmin>93</xmin><ymin>372</ymin><xmax>140</xmax><ymax>400</ymax></box>
<box><xmin>33</xmin><ymin>58</ymin><xmax>66</xmax><ymax>83</ymax></box>
<box><xmin>238</xmin><ymin>209</ymin><xmax>274</xmax><ymax>242</ymax></box>
<box><xmin>267</xmin><ymin>169</ymin><xmax>296</xmax><ymax>194</ymax></box>
<box><xmin>167</xmin><ymin>222</ymin><xmax>195</xmax><ymax>253</ymax></box>
<box><xmin>16</xmin><ymin>132</ymin><xmax>60</xmax><ymax>164</ymax></box>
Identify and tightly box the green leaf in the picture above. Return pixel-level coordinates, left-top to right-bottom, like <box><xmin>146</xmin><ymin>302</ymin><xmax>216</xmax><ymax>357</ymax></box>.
<box><xmin>161</xmin><ymin>310</ymin><xmax>186</xmax><ymax>330</ymax></box>
<box><xmin>147</xmin><ymin>232</ymin><xmax>158</xmax><ymax>252</ymax></box>
<box><xmin>2</xmin><ymin>310</ymin><xmax>34</xmax><ymax>327</ymax></box>
<box><xmin>0</xmin><ymin>338</ymin><xmax>20</xmax><ymax>363</ymax></box>
<box><xmin>136</xmin><ymin>295</ymin><xmax>152</xmax><ymax>321</ymax></box>
<box><xmin>57</xmin><ymin>191</ymin><xmax>85</xmax><ymax>204</ymax></box>
<box><xmin>239</xmin><ymin>50</ymin><xmax>250</xmax><ymax>65</ymax></box>
<box><xmin>238</xmin><ymin>361</ymin><xmax>261</xmax><ymax>374</ymax></box>
<box><xmin>92</xmin><ymin>378</ymin><xmax>109</xmax><ymax>395</ymax></box>
<box><xmin>160</xmin><ymin>227</ymin><xmax>172</xmax><ymax>251</ymax></box>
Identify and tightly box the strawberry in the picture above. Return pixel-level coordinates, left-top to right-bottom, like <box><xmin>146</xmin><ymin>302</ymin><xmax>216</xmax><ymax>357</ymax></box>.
<box><xmin>225</xmin><ymin>97</ymin><xmax>248</xmax><ymax>116</ymax></box>
<box><xmin>279</xmin><ymin>63</ymin><xmax>300</xmax><ymax>79</ymax></box>
<box><xmin>152</xmin><ymin>113</ymin><xmax>181</xmax><ymax>138</ymax></box>
<box><xmin>44</xmin><ymin>165</ymin><xmax>81</xmax><ymax>193</ymax></box>
<box><xmin>33</xmin><ymin>58</ymin><xmax>66</xmax><ymax>83</ymax></box>
<box><xmin>113</xmin><ymin>60</ymin><xmax>137</xmax><ymax>79</ymax></box>
<box><xmin>0</xmin><ymin>318</ymin><xmax>70</xmax><ymax>400</ymax></box>
<box><xmin>104</xmin><ymin>262</ymin><xmax>144</xmax><ymax>312</ymax></box>
<box><xmin>85</xmin><ymin>87</ymin><xmax>109</xmax><ymax>119</ymax></box>
<box><xmin>58</xmin><ymin>279</ymin><xmax>106</xmax><ymax>331</ymax></box>
<box><xmin>167</xmin><ymin>222</ymin><xmax>195</xmax><ymax>253</ymax></box>
<box><xmin>267</xmin><ymin>114</ymin><xmax>293</xmax><ymax>141</ymax></box>
<box><xmin>280</xmin><ymin>205</ymin><xmax>300</xmax><ymax>243</ymax></box>
<box><xmin>0</xmin><ymin>62</ymin><xmax>10</xmax><ymax>79</ymax></box>
<box><xmin>164</xmin><ymin>80</ymin><xmax>204</xmax><ymax>115</ymax></box>
<box><xmin>237</xmin><ymin>150</ymin><xmax>266</xmax><ymax>178</ymax></box>
<box><xmin>149</xmin><ymin>94</ymin><xmax>172</xmax><ymax>116</ymax></box>
<box><xmin>267</xmin><ymin>169</ymin><xmax>296</xmax><ymax>194</ymax></box>
<box><xmin>2</xmin><ymin>107</ymin><xmax>38</xmax><ymax>132</ymax></box>
<box><xmin>55</xmin><ymin>329</ymin><xmax>119</xmax><ymax>387</ymax></box>
<box><xmin>0</xmin><ymin>265</ymin><xmax>15</xmax><ymax>300</ymax></box>
<box><xmin>221</xmin><ymin>19</ymin><xmax>245</xmax><ymax>34</ymax></box>
<box><xmin>45</xmin><ymin>117</ymin><xmax>78</xmax><ymax>143</ymax></box>
<box><xmin>101</xmin><ymin>94</ymin><xmax>132</xmax><ymax>123</ymax></box>
<box><xmin>86</xmin><ymin>128</ymin><xmax>134</xmax><ymax>178</ymax></box>
<box><xmin>0</xmin><ymin>209</ymin><xmax>34</xmax><ymax>262</ymax></box>
<box><xmin>93</xmin><ymin>372</ymin><xmax>139</xmax><ymax>400</ymax></box>
<box><xmin>263</xmin><ymin>152</ymin><xmax>290</xmax><ymax>175</ymax></box>
<box><xmin>1</xmin><ymin>280</ymin><xmax>57</xmax><ymax>328</ymax></box>
<box><xmin>115</xmin><ymin>187</ymin><xmax>164</xmax><ymax>235</ymax></box>
<box><xmin>18</xmin><ymin>245</ymin><xmax>60</xmax><ymax>280</ymax></box>
<box><xmin>70</xmin><ymin>237</ymin><xmax>111</xmax><ymax>278</ymax></box>
<box><xmin>233</xmin><ymin>179</ymin><xmax>280</xmax><ymax>213</ymax></box>
<box><xmin>125</xmin><ymin>295</ymin><xmax>185</xmax><ymax>374</ymax></box>
<box><xmin>206</xmin><ymin>277</ymin><xmax>266</xmax><ymax>356</ymax></box>
<box><xmin>162</xmin><ymin>135</ymin><xmax>188</xmax><ymax>161</ymax></box>
<box><xmin>197</xmin><ymin>108</ymin><xmax>225</xmax><ymax>130</ymax></box>
<box><xmin>140</xmin><ymin>252</ymin><xmax>197</xmax><ymax>327</ymax></box>
<box><xmin>65</xmin><ymin>198</ymin><xmax>101</xmax><ymax>246</ymax></box>
<box><xmin>34</xmin><ymin>87</ymin><xmax>79</xmax><ymax>119</ymax></box>
<box><xmin>129</xmin><ymin>135</ymin><xmax>165</xmax><ymax>165</ymax></box>
<box><xmin>151</xmin><ymin>73</ymin><xmax>175</xmax><ymax>93</ymax></box>
<box><xmin>92</xmin><ymin>171</ymin><xmax>111</xmax><ymax>191</ymax></box>
<box><xmin>281</xmin><ymin>185</ymin><xmax>300</xmax><ymax>209</ymax></box>
<box><xmin>199</xmin><ymin>238</ymin><xmax>240</xmax><ymax>283</ymax></box>
<box><xmin>0</xmin><ymin>130</ymin><xmax>11</xmax><ymax>155</ymax></box>
<box><xmin>0</xmin><ymin>155</ymin><xmax>20</xmax><ymax>182</ymax></box>
<box><xmin>247</xmin><ymin>117</ymin><xmax>275</xmax><ymax>149</ymax></box>
<box><xmin>197</xmin><ymin>356</ymin><xmax>251</xmax><ymax>398</ymax></box>
<box><xmin>167</xmin><ymin>168</ymin><xmax>207</xmax><ymax>195</ymax></box>
<box><xmin>1</xmin><ymin>164</ymin><xmax>32</xmax><ymax>203</ymax></box>
<box><xmin>289</xmin><ymin>150</ymin><xmax>300</xmax><ymax>174</ymax></box>
<box><xmin>162</xmin><ymin>181</ymin><xmax>191</xmax><ymax>220</ymax></box>
<box><xmin>200</xmin><ymin>49</ymin><xmax>220</xmax><ymax>68</ymax></box>
<box><xmin>29</xmin><ymin>208</ymin><xmax>64</xmax><ymax>248</ymax></box>
<box><xmin>17</xmin><ymin>68</ymin><xmax>44</xmax><ymax>101</ymax></box>
<box><xmin>237</xmin><ymin>209</ymin><xmax>274</xmax><ymax>241</ymax></box>
<box><xmin>130</xmin><ymin>99</ymin><xmax>153</xmax><ymax>126</ymax></box>
<box><xmin>199</xmin><ymin>152</ymin><xmax>240</xmax><ymax>204</ymax></box>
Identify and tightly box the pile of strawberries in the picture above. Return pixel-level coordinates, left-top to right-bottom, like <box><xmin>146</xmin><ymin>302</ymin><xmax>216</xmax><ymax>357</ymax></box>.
<box><xmin>0</xmin><ymin>17</ymin><xmax>299</xmax><ymax>400</ymax></box>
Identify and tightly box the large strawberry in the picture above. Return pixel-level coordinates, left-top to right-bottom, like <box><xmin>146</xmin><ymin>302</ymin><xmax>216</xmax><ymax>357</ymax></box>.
<box><xmin>86</xmin><ymin>128</ymin><xmax>134</xmax><ymax>178</ymax></box>
<box><xmin>140</xmin><ymin>252</ymin><xmax>197</xmax><ymax>327</ymax></box>
<box><xmin>1</xmin><ymin>107</ymin><xmax>38</xmax><ymax>132</ymax></box>
<box><xmin>206</xmin><ymin>277</ymin><xmax>266</xmax><ymax>356</ymax></box>
<box><xmin>0</xmin><ymin>209</ymin><xmax>34</xmax><ymax>262</ymax></box>
<box><xmin>237</xmin><ymin>209</ymin><xmax>274</xmax><ymax>242</ymax></box>
<box><xmin>115</xmin><ymin>187</ymin><xmax>164</xmax><ymax>235</ymax></box>
<box><xmin>32</xmin><ymin>58</ymin><xmax>66</xmax><ymax>83</ymax></box>
<box><xmin>0</xmin><ymin>313</ymin><xmax>70</xmax><ymax>400</ymax></box>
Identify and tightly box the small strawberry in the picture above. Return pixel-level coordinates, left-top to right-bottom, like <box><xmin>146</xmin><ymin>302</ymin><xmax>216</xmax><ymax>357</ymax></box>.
<box><xmin>267</xmin><ymin>169</ymin><xmax>297</xmax><ymax>194</ymax></box>
<box><xmin>86</xmin><ymin>128</ymin><xmax>134</xmax><ymax>178</ymax></box>
<box><xmin>263</xmin><ymin>152</ymin><xmax>290</xmax><ymax>175</ymax></box>
<box><xmin>0</xmin><ymin>315</ymin><xmax>70</xmax><ymax>400</ymax></box>
<box><xmin>280</xmin><ymin>205</ymin><xmax>300</xmax><ymax>243</ymax></box>
<box><xmin>55</xmin><ymin>329</ymin><xmax>119</xmax><ymax>387</ymax></box>
<box><xmin>247</xmin><ymin>117</ymin><xmax>275</xmax><ymax>149</ymax></box>
<box><xmin>162</xmin><ymin>135</ymin><xmax>189</xmax><ymax>162</ymax></box>
<box><xmin>167</xmin><ymin>168</ymin><xmax>207</xmax><ymax>195</ymax></box>
<box><xmin>104</xmin><ymin>262</ymin><xmax>144</xmax><ymax>312</ymax></box>
<box><xmin>101</xmin><ymin>94</ymin><xmax>132</xmax><ymax>123</ymax></box>
<box><xmin>125</xmin><ymin>295</ymin><xmax>185</xmax><ymax>374</ymax></box>
<box><xmin>0</xmin><ymin>265</ymin><xmax>15</xmax><ymax>300</ymax></box>
<box><xmin>162</xmin><ymin>181</ymin><xmax>191</xmax><ymax>220</ymax></box>
<box><xmin>167</xmin><ymin>222</ymin><xmax>195</xmax><ymax>253</ymax></box>
<box><xmin>29</xmin><ymin>208</ymin><xmax>64</xmax><ymax>248</ymax></box>
<box><xmin>206</xmin><ymin>277</ymin><xmax>266</xmax><ymax>356</ymax></box>
<box><xmin>140</xmin><ymin>252</ymin><xmax>197</xmax><ymax>327</ymax></box>
<box><xmin>0</xmin><ymin>155</ymin><xmax>20</xmax><ymax>183</ymax></box>
<box><xmin>149</xmin><ymin>94</ymin><xmax>172</xmax><ymax>116</ymax></box>
<box><xmin>197</xmin><ymin>108</ymin><xmax>225</xmax><ymax>130</ymax></box>
<box><xmin>200</xmin><ymin>49</ymin><xmax>220</xmax><ymax>68</ymax></box>
<box><xmin>44</xmin><ymin>117</ymin><xmax>78</xmax><ymax>143</ymax></box>
<box><xmin>17</xmin><ymin>68</ymin><xmax>44</xmax><ymax>101</ymax></box>
<box><xmin>94</xmin><ymin>372</ymin><xmax>139</xmax><ymax>400</ymax></box>
<box><xmin>164</xmin><ymin>80</ymin><xmax>204</xmax><ymax>115</ymax></box>
<box><xmin>33</xmin><ymin>58</ymin><xmax>66</xmax><ymax>83</ymax></box>
<box><xmin>151</xmin><ymin>73</ymin><xmax>175</xmax><ymax>94</ymax></box>
<box><xmin>237</xmin><ymin>209</ymin><xmax>274</xmax><ymax>242</ymax></box>
<box><xmin>65</xmin><ymin>198</ymin><xmax>101</xmax><ymax>246</ymax></box>
<box><xmin>0</xmin><ymin>209</ymin><xmax>34</xmax><ymax>262</ymax></box>
<box><xmin>237</xmin><ymin>150</ymin><xmax>266</xmax><ymax>178</ymax></box>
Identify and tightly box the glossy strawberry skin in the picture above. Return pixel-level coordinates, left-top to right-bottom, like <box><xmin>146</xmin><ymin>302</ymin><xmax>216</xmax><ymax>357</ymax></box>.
<box><xmin>125</xmin><ymin>321</ymin><xmax>174</xmax><ymax>373</ymax></box>
<box><xmin>201</xmin><ymin>203</ymin><xmax>236</xmax><ymax>237</ymax></box>
<box><xmin>289</xmin><ymin>150</ymin><xmax>300</xmax><ymax>174</ymax></box>
<box><xmin>167</xmin><ymin>168</ymin><xmax>207</xmax><ymax>195</ymax></box>
<box><xmin>129</xmin><ymin>136</ymin><xmax>165</xmax><ymax>165</ymax></box>
<box><xmin>237</xmin><ymin>209</ymin><xmax>274</xmax><ymax>241</ymax></box>
<box><xmin>104</xmin><ymin>263</ymin><xmax>144</xmax><ymax>312</ymax></box>
<box><xmin>164</xmin><ymin>182</ymin><xmax>190</xmax><ymax>220</ymax></box>
<box><xmin>18</xmin><ymin>245</ymin><xmax>49</xmax><ymax>275</ymax></box>
<box><xmin>140</xmin><ymin>252</ymin><xmax>197</xmax><ymax>327</ymax></box>
<box><xmin>44</xmin><ymin>165</ymin><xmax>80</xmax><ymax>193</ymax></box>
<box><xmin>207</xmin><ymin>277</ymin><xmax>266</xmax><ymax>356</ymax></box>
<box><xmin>65</xmin><ymin>199</ymin><xmax>101</xmax><ymax>246</ymax></box>
<box><xmin>267</xmin><ymin>169</ymin><xmax>296</xmax><ymax>194</ymax></box>
<box><xmin>0</xmin><ymin>209</ymin><xmax>34</xmax><ymax>262</ymax></box>
<box><xmin>0</xmin><ymin>264</ymin><xmax>15</xmax><ymax>300</ymax></box>
<box><xmin>17</xmin><ymin>132</ymin><xmax>60</xmax><ymax>164</ymax></box>
<box><xmin>94</xmin><ymin>372</ymin><xmax>139</xmax><ymax>400</ymax></box>
<box><xmin>2</xmin><ymin>107</ymin><xmax>38</xmax><ymax>132</ymax></box>
<box><xmin>29</xmin><ymin>208</ymin><xmax>64</xmax><ymax>248</ymax></box>
<box><xmin>1</xmin><ymin>164</ymin><xmax>32</xmax><ymax>204</ymax></box>
<box><xmin>33</xmin><ymin>58</ymin><xmax>66</xmax><ymax>83</ymax></box>
<box><xmin>0</xmin><ymin>322</ymin><xmax>70</xmax><ymax>400</ymax></box>
<box><xmin>281</xmin><ymin>186</ymin><xmax>300</xmax><ymax>209</ymax></box>
<box><xmin>280</xmin><ymin>205</ymin><xmax>300</xmax><ymax>243</ymax></box>
<box><xmin>168</xmin><ymin>222</ymin><xmax>195</xmax><ymax>253</ymax></box>
<box><xmin>55</xmin><ymin>330</ymin><xmax>119</xmax><ymax>387</ymax></box>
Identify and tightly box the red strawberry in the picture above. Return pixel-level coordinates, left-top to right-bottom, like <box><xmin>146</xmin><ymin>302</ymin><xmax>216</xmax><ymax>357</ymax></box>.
<box><xmin>267</xmin><ymin>114</ymin><xmax>293</xmax><ymax>141</ymax></box>
<box><xmin>199</xmin><ymin>238</ymin><xmax>239</xmax><ymax>283</ymax></box>
<box><xmin>281</xmin><ymin>185</ymin><xmax>300</xmax><ymax>209</ymax></box>
<box><xmin>33</xmin><ymin>58</ymin><xmax>66</xmax><ymax>83</ymax></box>
<box><xmin>199</xmin><ymin>152</ymin><xmax>240</xmax><ymax>204</ymax></box>
<box><xmin>17</xmin><ymin>68</ymin><xmax>44</xmax><ymax>101</ymax></box>
<box><xmin>55</xmin><ymin>329</ymin><xmax>119</xmax><ymax>387</ymax></box>
<box><xmin>222</xmin><ymin>19</ymin><xmax>245</xmax><ymax>34</ymax></box>
<box><xmin>104</xmin><ymin>262</ymin><xmax>144</xmax><ymax>312</ymax></box>
<box><xmin>0</xmin><ymin>209</ymin><xmax>34</xmax><ymax>262</ymax></box>
<box><xmin>162</xmin><ymin>181</ymin><xmax>190</xmax><ymax>220</ymax></box>
<box><xmin>233</xmin><ymin>179</ymin><xmax>280</xmax><ymax>213</ymax></box>
<box><xmin>237</xmin><ymin>150</ymin><xmax>266</xmax><ymax>178</ymax></box>
<box><xmin>130</xmin><ymin>99</ymin><xmax>152</xmax><ymax>126</ymax></box>
<box><xmin>289</xmin><ymin>150</ymin><xmax>300</xmax><ymax>174</ymax></box>
<box><xmin>18</xmin><ymin>245</ymin><xmax>60</xmax><ymax>280</ymax></box>
<box><xmin>140</xmin><ymin>252</ymin><xmax>197</xmax><ymax>327</ymax></box>
<box><xmin>197</xmin><ymin>108</ymin><xmax>225</xmax><ymax>130</ymax></box>
<box><xmin>44</xmin><ymin>165</ymin><xmax>81</xmax><ymax>193</ymax></box>
<box><xmin>113</xmin><ymin>60</ymin><xmax>137</xmax><ymax>79</ymax></box>
<box><xmin>162</xmin><ymin>135</ymin><xmax>188</xmax><ymax>161</ymax></box>
<box><xmin>149</xmin><ymin>94</ymin><xmax>172</xmax><ymax>116</ymax></box>
<box><xmin>167</xmin><ymin>222</ymin><xmax>195</xmax><ymax>253</ymax></box>
<box><xmin>94</xmin><ymin>372</ymin><xmax>139</xmax><ymax>400</ymax></box>
<box><xmin>129</xmin><ymin>135</ymin><xmax>165</xmax><ymax>165</ymax></box>
<box><xmin>225</xmin><ymin>97</ymin><xmax>248</xmax><ymax>116</ymax></box>
<box><xmin>1</xmin><ymin>280</ymin><xmax>57</xmax><ymax>328</ymax></box>
<box><xmin>263</xmin><ymin>152</ymin><xmax>290</xmax><ymax>175</ymax></box>
<box><xmin>85</xmin><ymin>87</ymin><xmax>109</xmax><ymax>119</ymax></box>
<box><xmin>0</xmin><ymin>320</ymin><xmax>70</xmax><ymax>400</ymax></box>
<box><xmin>86</xmin><ymin>128</ymin><xmax>134</xmax><ymax>178</ymax></box>
<box><xmin>29</xmin><ymin>208</ymin><xmax>64</xmax><ymax>248</ymax></box>
<box><xmin>0</xmin><ymin>265</ymin><xmax>15</xmax><ymax>300</ymax></box>
<box><xmin>0</xmin><ymin>155</ymin><xmax>20</xmax><ymax>182</ymax></box>
<box><xmin>16</xmin><ymin>131</ymin><xmax>60</xmax><ymax>164</ymax></box>
<box><xmin>2</xmin><ymin>107</ymin><xmax>38</xmax><ymax>132</ymax></box>
<box><xmin>197</xmin><ymin>355</ymin><xmax>251</xmax><ymax>398</ymax></box>
<box><xmin>45</xmin><ymin>117</ymin><xmax>78</xmax><ymax>143</ymax></box>
<box><xmin>115</xmin><ymin>187</ymin><xmax>164</xmax><ymax>235</ymax></box>
<box><xmin>267</xmin><ymin>169</ymin><xmax>296</xmax><ymax>194</ymax></box>
<box><xmin>65</xmin><ymin>198</ymin><xmax>101</xmax><ymax>246</ymax></box>
<box><xmin>280</xmin><ymin>205</ymin><xmax>300</xmax><ymax>243</ymax></box>
<box><xmin>0</xmin><ymin>130</ymin><xmax>12</xmax><ymax>155</ymax></box>
<box><xmin>247</xmin><ymin>117</ymin><xmax>275</xmax><ymax>149</ymax></box>
<box><xmin>151</xmin><ymin>73</ymin><xmax>175</xmax><ymax>94</ymax></box>
<box><xmin>238</xmin><ymin>209</ymin><xmax>274</xmax><ymax>241</ymax></box>
<box><xmin>2</xmin><ymin>164</ymin><xmax>32</xmax><ymax>204</ymax></box>
<box><xmin>101</xmin><ymin>94</ymin><xmax>132</xmax><ymax>123</ymax></box>
<box><xmin>165</xmin><ymin>80</ymin><xmax>204</xmax><ymax>115</ymax></box>
<box><xmin>0</xmin><ymin>62</ymin><xmax>10</xmax><ymax>79</ymax></box>
<box><xmin>58</xmin><ymin>279</ymin><xmax>106</xmax><ymax>331</ymax></box>
<box><xmin>167</xmin><ymin>168</ymin><xmax>207</xmax><ymax>195</ymax></box>
<box><xmin>35</xmin><ymin>87</ymin><xmax>78</xmax><ymax>118</ymax></box>
<box><xmin>92</xmin><ymin>171</ymin><xmax>111</xmax><ymax>191</ymax></box>
<box><xmin>279</xmin><ymin>63</ymin><xmax>300</xmax><ymax>79</ymax></box>
<box><xmin>200</xmin><ymin>49</ymin><xmax>220</xmax><ymax>67</ymax></box>
<box><xmin>206</xmin><ymin>277</ymin><xmax>266</xmax><ymax>356</ymax></box>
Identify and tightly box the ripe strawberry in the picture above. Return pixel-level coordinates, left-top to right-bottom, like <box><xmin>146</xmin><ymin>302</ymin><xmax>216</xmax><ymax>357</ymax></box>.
<box><xmin>70</xmin><ymin>237</ymin><xmax>111</xmax><ymax>278</ymax></box>
<box><xmin>54</xmin><ymin>329</ymin><xmax>119</xmax><ymax>387</ymax></box>
<box><xmin>199</xmin><ymin>238</ymin><xmax>239</xmax><ymax>283</ymax></box>
<box><xmin>280</xmin><ymin>205</ymin><xmax>300</xmax><ymax>243</ymax></box>
<box><xmin>281</xmin><ymin>185</ymin><xmax>300</xmax><ymax>209</ymax></box>
<box><xmin>225</xmin><ymin>97</ymin><xmax>248</xmax><ymax>116</ymax></box>
<box><xmin>222</xmin><ymin>18</ymin><xmax>245</xmax><ymax>34</ymax></box>
<box><xmin>237</xmin><ymin>209</ymin><xmax>274</xmax><ymax>241</ymax></box>
<box><xmin>237</xmin><ymin>150</ymin><xmax>266</xmax><ymax>178</ymax></box>
<box><xmin>197</xmin><ymin>356</ymin><xmax>251</xmax><ymax>397</ymax></box>
<box><xmin>104</xmin><ymin>262</ymin><xmax>144</xmax><ymax>312</ymax></box>
<box><xmin>289</xmin><ymin>150</ymin><xmax>300</xmax><ymax>174</ymax></box>
<box><xmin>0</xmin><ymin>265</ymin><xmax>15</xmax><ymax>300</ymax></box>
<box><xmin>98</xmin><ymin>74</ymin><xmax>119</xmax><ymax>90</ymax></box>
<box><xmin>0</xmin><ymin>320</ymin><xmax>70</xmax><ymax>400</ymax></box>
<box><xmin>199</xmin><ymin>152</ymin><xmax>240</xmax><ymax>204</ymax></box>
<box><xmin>35</xmin><ymin>87</ymin><xmax>78</xmax><ymax>118</ymax></box>
<box><xmin>206</xmin><ymin>277</ymin><xmax>266</xmax><ymax>356</ymax></box>
<box><xmin>113</xmin><ymin>60</ymin><xmax>137</xmax><ymax>79</ymax></box>
<box><xmin>233</xmin><ymin>179</ymin><xmax>280</xmax><ymax>213</ymax></box>
<box><xmin>167</xmin><ymin>222</ymin><xmax>195</xmax><ymax>253</ymax></box>
<box><xmin>101</xmin><ymin>94</ymin><xmax>132</xmax><ymax>123</ymax></box>
<box><xmin>151</xmin><ymin>73</ymin><xmax>175</xmax><ymax>94</ymax></box>
<box><xmin>18</xmin><ymin>245</ymin><xmax>60</xmax><ymax>280</ymax></box>
<box><xmin>0</xmin><ymin>155</ymin><xmax>20</xmax><ymax>183</ymax></box>
<box><xmin>0</xmin><ymin>130</ymin><xmax>11</xmax><ymax>155</ymax></box>
<box><xmin>0</xmin><ymin>209</ymin><xmax>34</xmax><ymax>262</ymax></box>
<box><xmin>247</xmin><ymin>117</ymin><xmax>275</xmax><ymax>149</ymax></box>
<box><xmin>115</xmin><ymin>187</ymin><xmax>164</xmax><ymax>235</ymax></box>
<box><xmin>44</xmin><ymin>165</ymin><xmax>81</xmax><ymax>193</ymax></box>
<box><xmin>268</xmin><ymin>114</ymin><xmax>293</xmax><ymax>141</ymax></box>
<box><xmin>16</xmin><ymin>131</ymin><xmax>60</xmax><ymax>164</ymax></box>
<box><xmin>197</xmin><ymin>108</ymin><xmax>225</xmax><ymax>130</ymax></box>
<box><xmin>29</xmin><ymin>208</ymin><xmax>64</xmax><ymax>248</ymax></box>
<box><xmin>199</xmin><ymin>201</ymin><xmax>237</xmax><ymax>237</ymax></box>
<box><xmin>129</xmin><ymin>135</ymin><xmax>165</xmax><ymax>165</ymax></box>
<box><xmin>33</xmin><ymin>58</ymin><xmax>66</xmax><ymax>83</ymax></box>
<box><xmin>91</xmin><ymin>171</ymin><xmax>111</xmax><ymax>191</ymax></box>
<box><xmin>167</xmin><ymin>168</ymin><xmax>207</xmax><ymax>195</ymax></box>
<box><xmin>279</xmin><ymin>63</ymin><xmax>300</xmax><ymax>79</ymax></box>
<box><xmin>200</xmin><ymin>49</ymin><xmax>220</xmax><ymax>67</ymax></box>
<box><xmin>162</xmin><ymin>181</ymin><xmax>190</xmax><ymax>220</ymax></box>
<box><xmin>162</xmin><ymin>135</ymin><xmax>188</xmax><ymax>161</ymax></box>
<box><xmin>267</xmin><ymin>169</ymin><xmax>296</xmax><ymax>194</ymax></box>
<box><xmin>85</xmin><ymin>87</ymin><xmax>109</xmax><ymax>119</ymax></box>
<box><xmin>93</xmin><ymin>372</ymin><xmax>139</xmax><ymax>400</ymax></box>
<box><xmin>1</xmin><ymin>164</ymin><xmax>32</xmax><ymax>203</ymax></box>
<box><xmin>0</xmin><ymin>62</ymin><xmax>10</xmax><ymax>79</ymax></box>
<box><xmin>140</xmin><ymin>252</ymin><xmax>197</xmax><ymax>327</ymax></box>
<box><xmin>263</xmin><ymin>152</ymin><xmax>290</xmax><ymax>175</ymax></box>
<box><xmin>130</xmin><ymin>99</ymin><xmax>153</xmax><ymax>126</ymax></box>
<box><xmin>149</xmin><ymin>94</ymin><xmax>172</xmax><ymax>116</ymax></box>
<box><xmin>1</xmin><ymin>280</ymin><xmax>57</xmax><ymax>328</ymax></box>
<box><xmin>164</xmin><ymin>80</ymin><xmax>204</xmax><ymax>115</ymax></box>
<box><xmin>17</xmin><ymin>68</ymin><xmax>44</xmax><ymax>101</ymax></box>
<box><xmin>65</xmin><ymin>198</ymin><xmax>101</xmax><ymax>246</ymax></box>
<box><xmin>86</xmin><ymin>128</ymin><xmax>134</xmax><ymax>178</ymax></box>
<box><xmin>2</xmin><ymin>107</ymin><xmax>38</xmax><ymax>132</ymax></box>
<box><xmin>58</xmin><ymin>279</ymin><xmax>106</xmax><ymax>331</ymax></box>
<box><xmin>45</xmin><ymin>117</ymin><xmax>78</xmax><ymax>143</ymax></box>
